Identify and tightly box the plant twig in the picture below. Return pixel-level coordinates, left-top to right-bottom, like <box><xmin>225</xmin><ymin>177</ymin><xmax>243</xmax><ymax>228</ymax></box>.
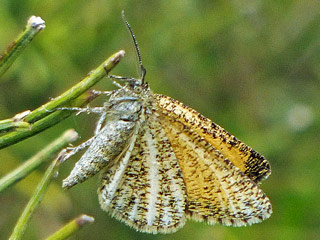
<box><xmin>24</xmin><ymin>50</ymin><xmax>125</xmax><ymax>124</ymax></box>
<box><xmin>9</xmin><ymin>150</ymin><xmax>67</xmax><ymax>240</ymax></box>
<box><xmin>0</xmin><ymin>16</ymin><xmax>45</xmax><ymax>78</ymax></box>
<box><xmin>0</xmin><ymin>110</ymin><xmax>31</xmax><ymax>133</ymax></box>
<box><xmin>0</xmin><ymin>50</ymin><xmax>125</xmax><ymax>149</ymax></box>
<box><xmin>45</xmin><ymin>214</ymin><xmax>95</xmax><ymax>240</ymax></box>
<box><xmin>0</xmin><ymin>119</ymin><xmax>30</xmax><ymax>133</ymax></box>
<box><xmin>0</xmin><ymin>92</ymin><xmax>92</xmax><ymax>149</ymax></box>
<box><xmin>0</xmin><ymin>129</ymin><xmax>78</xmax><ymax>193</ymax></box>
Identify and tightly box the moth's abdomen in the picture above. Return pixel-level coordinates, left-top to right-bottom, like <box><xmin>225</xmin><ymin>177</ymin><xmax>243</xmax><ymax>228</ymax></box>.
<box><xmin>62</xmin><ymin>120</ymin><xmax>137</xmax><ymax>189</ymax></box>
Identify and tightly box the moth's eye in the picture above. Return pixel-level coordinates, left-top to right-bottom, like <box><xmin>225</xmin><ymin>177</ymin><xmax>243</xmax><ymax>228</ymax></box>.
<box><xmin>135</xmin><ymin>86</ymin><xmax>142</xmax><ymax>93</ymax></box>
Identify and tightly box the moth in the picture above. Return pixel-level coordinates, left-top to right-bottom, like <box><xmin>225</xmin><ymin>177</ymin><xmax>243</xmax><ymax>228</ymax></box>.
<box><xmin>62</xmin><ymin>12</ymin><xmax>272</xmax><ymax>234</ymax></box>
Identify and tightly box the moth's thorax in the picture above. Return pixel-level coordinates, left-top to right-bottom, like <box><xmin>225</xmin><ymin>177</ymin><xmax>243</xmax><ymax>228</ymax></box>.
<box><xmin>106</xmin><ymin>82</ymin><xmax>155</xmax><ymax>122</ymax></box>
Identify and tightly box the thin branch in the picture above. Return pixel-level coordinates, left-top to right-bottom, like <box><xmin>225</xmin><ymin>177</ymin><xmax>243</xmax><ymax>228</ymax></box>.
<box><xmin>0</xmin><ymin>110</ymin><xmax>31</xmax><ymax>133</ymax></box>
<box><xmin>0</xmin><ymin>16</ymin><xmax>45</xmax><ymax>78</ymax></box>
<box><xmin>24</xmin><ymin>50</ymin><xmax>125</xmax><ymax>124</ymax></box>
<box><xmin>0</xmin><ymin>91</ymin><xmax>92</xmax><ymax>149</ymax></box>
<box><xmin>0</xmin><ymin>119</ymin><xmax>30</xmax><ymax>133</ymax></box>
<box><xmin>0</xmin><ymin>129</ymin><xmax>78</xmax><ymax>193</ymax></box>
<box><xmin>45</xmin><ymin>214</ymin><xmax>95</xmax><ymax>240</ymax></box>
<box><xmin>9</xmin><ymin>150</ymin><xmax>67</xmax><ymax>240</ymax></box>
<box><xmin>0</xmin><ymin>49</ymin><xmax>125</xmax><ymax>149</ymax></box>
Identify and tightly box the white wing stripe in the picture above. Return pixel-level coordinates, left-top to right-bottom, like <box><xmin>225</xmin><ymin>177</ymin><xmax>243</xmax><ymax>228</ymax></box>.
<box><xmin>144</xmin><ymin>127</ymin><xmax>160</xmax><ymax>226</ymax></box>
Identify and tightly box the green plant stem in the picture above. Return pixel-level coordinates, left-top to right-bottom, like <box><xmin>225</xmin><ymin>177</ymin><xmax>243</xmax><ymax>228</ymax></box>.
<box><xmin>0</xmin><ymin>16</ymin><xmax>45</xmax><ymax>78</ymax></box>
<box><xmin>0</xmin><ymin>50</ymin><xmax>125</xmax><ymax>149</ymax></box>
<box><xmin>9</xmin><ymin>150</ymin><xmax>66</xmax><ymax>240</ymax></box>
<box><xmin>0</xmin><ymin>92</ymin><xmax>92</xmax><ymax>149</ymax></box>
<box><xmin>45</xmin><ymin>214</ymin><xmax>94</xmax><ymax>240</ymax></box>
<box><xmin>0</xmin><ymin>129</ymin><xmax>78</xmax><ymax>193</ymax></box>
<box><xmin>24</xmin><ymin>50</ymin><xmax>125</xmax><ymax>124</ymax></box>
<box><xmin>0</xmin><ymin>119</ymin><xmax>30</xmax><ymax>133</ymax></box>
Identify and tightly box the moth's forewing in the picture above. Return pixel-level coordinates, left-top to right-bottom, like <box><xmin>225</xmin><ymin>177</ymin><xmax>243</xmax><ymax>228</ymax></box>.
<box><xmin>155</xmin><ymin>94</ymin><xmax>272</xmax><ymax>226</ymax></box>
<box><xmin>154</xmin><ymin>94</ymin><xmax>271</xmax><ymax>183</ymax></box>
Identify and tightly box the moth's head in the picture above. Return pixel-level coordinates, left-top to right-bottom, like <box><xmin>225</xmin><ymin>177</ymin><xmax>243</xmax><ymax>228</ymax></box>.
<box><xmin>125</xmin><ymin>79</ymin><xmax>151</xmax><ymax>102</ymax></box>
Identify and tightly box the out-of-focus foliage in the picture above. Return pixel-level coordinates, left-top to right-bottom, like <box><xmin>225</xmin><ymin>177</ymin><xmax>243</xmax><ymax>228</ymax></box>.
<box><xmin>0</xmin><ymin>0</ymin><xmax>319</xmax><ymax>239</ymax></box>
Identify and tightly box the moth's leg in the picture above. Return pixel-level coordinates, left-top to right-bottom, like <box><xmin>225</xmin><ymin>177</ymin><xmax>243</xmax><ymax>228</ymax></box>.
<box><xmin>108</xmin><ymin>74</ymin><xmax>137</xmax><ymax>82</ymax></box>
<box><xmin>112</xmin><ymin>80</ymin><xmax>123</xmax><ymax>88</ymax></box>
<box><xmin>94</xmin><ymin>111</ymin><xmax>107</xmax><ymax>135</ymax></box>
<box><xmin>42</xmin><ymin>104</ymin><xmax>105</xmax><ymax>114</ymax></box>
<box><xmin>91</xmin><ymin>90</ymin><xmax>113</xmax><ymax>96</ymax></box>
<box><xmin>104</xmin><ymin>74</ymin><xmax>124</xmax><ymax>88</ymax></box>
<box><xmin>108</xmin><ymin>74</ymin><xmax>142</xmax><ymax>89</ymax></box>
<box><xmin>63</xmin><ymin>136</ymin><xmax>96</xmax><ymax>162</ymax></box>
<box><xmin>55</xmin><ymin>106</ymin><xmax>105</xmax><ymax>115</ymax></box>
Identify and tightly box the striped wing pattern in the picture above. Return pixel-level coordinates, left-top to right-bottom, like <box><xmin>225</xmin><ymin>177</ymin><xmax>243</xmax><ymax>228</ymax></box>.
<box><xmin>154</xmin><ymin>94</ymin><xmax>271</xmax><ymax>183</ymax></box>
<box><xmin>97</xmin><ymin>93</ymin><xmax>272</xmax><ymax>233</ymax></box>
<box><xmin>155</xmin><ymin>94</ymin><xmax>272</xmax><ymax>227</ymax></box>
<box><xmin>159</xmin><ymin>113</ymin><xmax>272</xmax><ymax>226</ymax></box>
<box><xmin>98</xmin><ymin>113</ymin><xmax>187</xmax><ymax>234</ymax></box>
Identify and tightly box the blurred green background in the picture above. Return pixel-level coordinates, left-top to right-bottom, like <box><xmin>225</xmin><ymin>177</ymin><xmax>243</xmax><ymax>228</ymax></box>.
<box><xmin>0</xmin><ymin>0</ymin><xmax>319</xmax><ymax>239</ymax></box>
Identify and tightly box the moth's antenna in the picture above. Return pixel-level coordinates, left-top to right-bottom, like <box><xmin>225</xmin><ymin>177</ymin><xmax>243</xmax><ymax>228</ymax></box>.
<box><xmin>121</xmin><ymin>10</ymin><xmax>146</xmax><ymax>84</ymax></box>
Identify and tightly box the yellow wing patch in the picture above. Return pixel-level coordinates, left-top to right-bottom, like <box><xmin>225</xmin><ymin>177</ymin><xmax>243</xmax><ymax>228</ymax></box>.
<box><xmin>155</xmin><ymin>94</ymin><xmax>271</xmax><ymax>183</ymax></box>
<box><xmin>158</xmin><ymin>114</ymin><xmax>272</xmax><ymax>226</ymax></box>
